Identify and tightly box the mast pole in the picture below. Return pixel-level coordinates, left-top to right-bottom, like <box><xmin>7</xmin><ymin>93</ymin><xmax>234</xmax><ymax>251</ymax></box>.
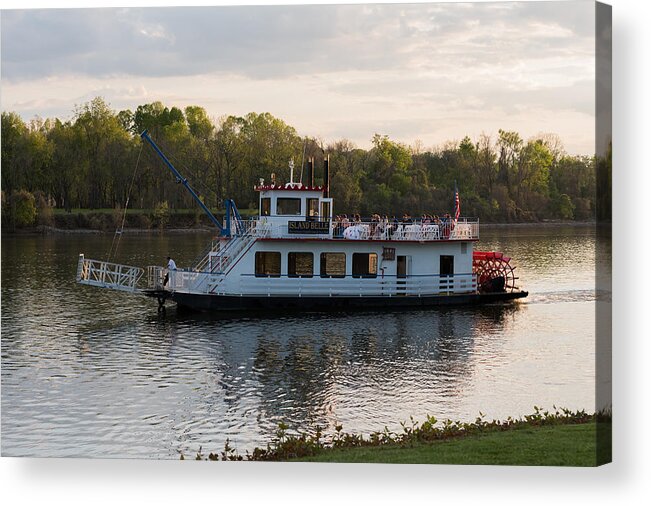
<box><xmin>140</xmin><ymin>130</ymin><xmax>225</xmax><ymax>234</ymax></box>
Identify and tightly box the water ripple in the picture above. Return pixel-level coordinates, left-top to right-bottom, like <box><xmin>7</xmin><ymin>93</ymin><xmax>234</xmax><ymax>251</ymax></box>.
<box><xmin>2</xmin><ymin>229</ymin><xmax>602</xmax><ymax>458</ymax></box>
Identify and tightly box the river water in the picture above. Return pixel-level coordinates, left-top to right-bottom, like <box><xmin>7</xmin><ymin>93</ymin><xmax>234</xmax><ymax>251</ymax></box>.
<box><xmin>1</xmin><ymin>225</ymin><xmax>606</xmax><ymax>459</ymax></box>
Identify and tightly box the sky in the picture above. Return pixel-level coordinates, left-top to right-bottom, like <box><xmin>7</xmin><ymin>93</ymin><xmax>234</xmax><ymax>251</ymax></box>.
<box><xmin>1</xmin><ymin>1</ymin><xmax>597</xmax><ymax>154</ymax></box>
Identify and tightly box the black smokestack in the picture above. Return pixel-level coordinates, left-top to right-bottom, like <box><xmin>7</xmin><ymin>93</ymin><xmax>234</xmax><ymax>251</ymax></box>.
<box><xmin>323</xmin><ymin>155</ymin><xmax>330</xmax><ymax>198</ymax></box>
<box><xmin>305</xmin><ymin>157</ymin><xmax>314</xmax><ymax>187</ymax></box>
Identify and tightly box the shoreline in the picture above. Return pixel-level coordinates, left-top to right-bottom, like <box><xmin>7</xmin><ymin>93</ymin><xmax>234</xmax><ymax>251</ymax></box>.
<box><xmin>2</xmin><ymin>221</ymin><xmax>601</xmax><ymax>236</ymax></box>
<box><xmin>187</xmin><ymin>407</ymin><xmax>610</xmax><ymax>465</ymax></box>
<box><xmin>481</xmin><ymin>221</ymin><xmax>598</xmax><ymax>228</ymax></box>
<box><xmin>2</xmin><ymin>225</ymin><xmax>215</xmax><ymax>236</ymax></box>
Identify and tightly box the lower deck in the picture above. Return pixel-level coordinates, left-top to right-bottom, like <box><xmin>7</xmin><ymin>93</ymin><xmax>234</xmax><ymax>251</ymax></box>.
<box><xmin>159</xmin><ymin>289</ymin><xmax>528</xmax><ymax>312</ymax></box>
<box><xmin>78</xmin><ymin>236</ymin><xmax>525</xmax><ymax>308</ymax></box>
<box><xmin>176</xmin><ymin>237</ymin><xmax>479</xmax><ymax>298</ymax></box>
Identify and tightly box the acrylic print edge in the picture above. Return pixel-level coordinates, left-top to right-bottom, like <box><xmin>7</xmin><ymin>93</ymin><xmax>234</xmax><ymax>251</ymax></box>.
<box><xmin>595</xmin><ymin>0</ymin><xmax>612</xmax><ymax>467</ymax></box>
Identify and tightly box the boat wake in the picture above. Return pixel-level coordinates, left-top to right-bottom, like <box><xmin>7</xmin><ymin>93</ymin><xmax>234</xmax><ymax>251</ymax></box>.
<box><xmin>525</xmin><ymin>289</ymin><xmax>609</xmax><ymax>305</ymax></box>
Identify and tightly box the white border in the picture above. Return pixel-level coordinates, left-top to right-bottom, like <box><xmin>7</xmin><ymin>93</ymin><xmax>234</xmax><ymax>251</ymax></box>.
<box><xmin>1</xmin><ymin>1</ymin><xmax>649</xmax><ymax>505</ymax></box>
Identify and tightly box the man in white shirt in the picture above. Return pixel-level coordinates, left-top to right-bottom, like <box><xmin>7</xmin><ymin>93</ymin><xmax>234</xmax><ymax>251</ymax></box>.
<box><xmin>164</xmin><ymin>256</ymin><xmax>177</xmax><ymax>287</ymax></box>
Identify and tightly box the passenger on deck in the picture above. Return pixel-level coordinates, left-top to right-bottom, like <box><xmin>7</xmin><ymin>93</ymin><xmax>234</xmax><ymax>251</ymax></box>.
<box><xmin>333</xmin><ymin>215</ymin><xmax>342</xmax><ymax>237</ymax></box>
<box><xmin>441</xmin><ymin>213</ymin><xmax>452</xmax><ymax>238</ymax></box>
<box><xmin>390</xmin><ymin>216</ymin><xmax>399</xmax><ymax>238</ymax></box>
<box><xmin>373</xmin><ymin>215</ymin><xmax>386</xmax><ymax>239</ymax></box>
<box><xmin>164</xmin><ymin>256</ymin><xmax>177</xmax><ymax>287</ymax></box>
<box><xmin>370</xmin><ymin>213</ymin><xmax>380</xmax><ymax>239</ymax></box>
<box><xmin>370</xmin><ymin>213</ymin><xmax>380</xmax><ymax>238</ymax></box>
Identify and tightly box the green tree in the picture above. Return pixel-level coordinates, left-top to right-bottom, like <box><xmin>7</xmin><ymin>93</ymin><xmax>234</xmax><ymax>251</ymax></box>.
<box><xmin>117</xmin><ymin>109</ymin><xmax>134</xmax><ymax>132</ymax></box>
<box><xmin>153</xmin><ymin>200</ymin><xmax>170</xmax><ymax>229</ymax></box>
<box><xmin>476</xmin><ymin>133</ymin><xmax>497</xmax><ymax>198</ymax></box>
<box><xmin>48</xmin><ymin>119</ymin><xmax>84</xmax><ymax>211</ymax></box>
<box><xmin>1</xmin><ymin>98</ymin><xmax>598</xmax><ymax>224</ymax></box>
<box><xmin>327</xmin><ymin>139</ymin><xmax>364</xmax><ymax>214</ymax></box>
<box><xmin>185</xmin><ymin>106</ymin><xmax>214</xmax><ymax>139</ymax></box>
<box><xmin>132</xmin><ymin>101</ymin><xmax>185</xmax><ymax>137</ymax></box>
<box><xmin>234</xmin><ymin>112</ymin><xmax>302</xmax><ymax>206</ymax></box>
<box><xmin>519</xmin><ymin>139</ymin><xmax>553</xmax><ymax>195</ymax></box>
<box><xmin>497</xmin><ymin>129</ymin><xmax>523</xmax><ymax>191</ymax></box>
<box><xmin>368</xmin><ymin>134</ymin><xmax>412</xmax><ymax>183</ymax></box>
<box><xmin>73</xmin><ymin>97</ymin><xmax>138</xmax><ymax>209</ymax></box>
<box><xmin>1</xmin><ymin>112</ymin><xmax>29</xmax><ymax>196</ymax></box>
<box><xmin>362</xmin><ymin>135</ymin><xmax>413</xmax><ymax>213</ymax></box>
<box><xmin>551</xmin><ymin>193</ymin><xmax>575</xmax><ymax>220</ymax></box>
<box><xmin>6</xmin><ymin>190</ymin><xmax>37</xmax><ymax>229</ymax></box>
<box><xmin>1</xmin><ymin>112</ymin><xmax>53</xmax><ymax>197</ymax></box>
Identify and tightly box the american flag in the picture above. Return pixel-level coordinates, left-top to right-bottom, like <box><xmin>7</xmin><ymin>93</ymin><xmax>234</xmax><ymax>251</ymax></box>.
<box><xmin>454</xmin><ymin>183</ymin><xmax>461</xmax><ymax>222</ymax></box>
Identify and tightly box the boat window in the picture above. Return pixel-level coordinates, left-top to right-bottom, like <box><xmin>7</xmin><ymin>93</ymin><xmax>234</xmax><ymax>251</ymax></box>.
<box><xmin>260</xmin><ymin>197</ymin><xmax>271</xmax><ymax>216</ymax></box>
<box><xmin>320</xmin><ymin>201</ymin><xmax>331</xmax><ymax>221</ymax></box>
<box><xmin>382</xmin><ymin>247</ymin><xmax>396</xmax><ymax>261</ymax></box>
<box><xmin>320</xmin><ymin>252</ymin><xmax>346</xmax><ymax>278</ymax></box>
<box><xmin>288</xmin><ymin>252</ymin><xmax>313</xmax><ymax>278</ymax></box>
<box><xmin>255</xmin><ymin>251</ymin><xmax>281</xmax><ymax>277</ymax></box>
<box><xmin>352</xmin><ymin>253</ymin><xmax>378</xmax><ymax>278</ymax></box>
<box><xmin>307</xmin><ymin>198</ymin><xmax>320</xmax><ymax>221</ymax></box>
<box><xmin>276</xmin><ymin>198</ymin><xmax>302</xmax><ymax>216</ymax></box>
<box><xmin>440</xmin><ymin>255</ymin><xmax>454</xmax><ymax>276</ymax></box>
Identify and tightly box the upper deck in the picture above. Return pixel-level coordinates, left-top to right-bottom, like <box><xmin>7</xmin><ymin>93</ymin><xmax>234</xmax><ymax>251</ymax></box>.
<box><xmin>250</xmin><ymin>170</ymin><xmax>477</xmax><ymax>242</ymax></box>
<box><xmin>236</xmin><ymin>216</ymin><xmax>479</xmax><ymax>241</ymax></box>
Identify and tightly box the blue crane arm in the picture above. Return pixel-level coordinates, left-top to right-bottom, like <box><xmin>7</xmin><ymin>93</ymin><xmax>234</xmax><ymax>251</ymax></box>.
<box><xmin>140</xmin><ymin>130</ymin><xmax>225</xmax><ymax>234</ymax></box>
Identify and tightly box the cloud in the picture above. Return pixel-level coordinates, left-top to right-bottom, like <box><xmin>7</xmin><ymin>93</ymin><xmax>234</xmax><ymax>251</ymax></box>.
<box><xmin>2</xmin><ymin>3</ymin><xmax>594</xmax><ymax>81</ymax></box>
<box><xmin>0</xmin><ymin>2</ymin><xmax>597</xmax><ymax>154</ymax></box>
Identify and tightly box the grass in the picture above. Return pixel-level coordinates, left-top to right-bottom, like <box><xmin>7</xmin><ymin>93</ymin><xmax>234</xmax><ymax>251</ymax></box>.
<box><xmin>188</xmin><ymin>408</ymin><xmax>610</xmax><ymax>466</ymax></box>
<box><xmin>295</xmin><ymin>422</ymin><xmax>600</xmax><ymax>466</ymax></box>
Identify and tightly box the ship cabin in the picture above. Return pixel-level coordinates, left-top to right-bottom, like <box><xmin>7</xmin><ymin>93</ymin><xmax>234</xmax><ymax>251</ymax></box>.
<box><xmin>256</xmin><ymin>182</ymin><xmax>334</xmax><ymax>239</ymax></box>
<box><xmin>221</xmin><ymin>177</ymin><xmax>482</xmax><ymax>298</ymax></box>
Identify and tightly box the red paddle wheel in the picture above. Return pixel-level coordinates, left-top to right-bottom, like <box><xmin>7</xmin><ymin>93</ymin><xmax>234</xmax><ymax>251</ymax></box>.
<box><xmin>473</xmin><ymin>251</ymin><xmax>519</xmax><ymax>293</ymax></box>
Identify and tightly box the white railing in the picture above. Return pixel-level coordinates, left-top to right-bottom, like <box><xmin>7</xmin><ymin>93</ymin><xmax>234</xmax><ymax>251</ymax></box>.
<box><xmin>199</xmin><ymin>234</ymin><xmax>256</xmax><ymax>274</ymax></box>
<box><xmin>239</xmin><ymin>274</ymin><xmax>477</xmax><ymax>297</ymax></box>
<box><xmin>191</xmin><ymin>220</ymin><xmax>265</xmax><ymax>275</ymax></box>
<box><xmin>144</xmin><ymin>266</ymin><xmax>219</xmax><ymax>293</ymax></box>
<box><xmin>147</xmin><ymin>269</ymin><xmax>476</xmax><ymax>297</ymax></box>
<box><xmin>76</xmin><ymin>254</ymin><xmax>144</xmax><ymax>293</ymax></box>
<box><xmin>156</xmin><ymin>269</ymin><xmax>223</xmax><ymax>293</ymax></box>
<box><xmin>237</xmin><ymin>273</ymin><xmax>477</xmax><ymax>297</ymax></box>
<box><xmin>147</xmin><ymin>266</ymin><xmax>165</xmax><ymax>290</ymax></box>
<box><xmin>191</xmin><ymin>238</ymin><xmax>222</xmax><ymax>273</ymax></box>
<box><xmin>242</xmin><ymin>217</ymin><xmax>478</xmax><ymax>241</ymax></box>
<box><xmin>233</xmin><ymin>219</ymin><xmax>269</xmax><ymax>237</ymax></box>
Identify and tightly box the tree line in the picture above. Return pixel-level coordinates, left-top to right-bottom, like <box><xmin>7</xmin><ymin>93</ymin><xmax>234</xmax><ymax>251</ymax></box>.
<box><xmin>1</xmin><ymin>96</ymin><xmax>601</xmax><ymax>229</ymax></box>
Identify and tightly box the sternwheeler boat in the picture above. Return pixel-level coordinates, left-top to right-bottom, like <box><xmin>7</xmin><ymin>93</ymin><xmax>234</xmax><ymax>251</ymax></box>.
<box><xmin>76</xmin><ymin>131</ymin><xmax>528</xmax><ymax>312</ymax></box>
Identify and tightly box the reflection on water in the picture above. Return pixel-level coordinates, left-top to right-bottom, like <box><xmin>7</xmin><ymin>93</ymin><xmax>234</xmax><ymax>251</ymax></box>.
<box><xmin>1</xmin><ymin>226</ymin><xmax>602</xmax><ymax>458</ymax></box>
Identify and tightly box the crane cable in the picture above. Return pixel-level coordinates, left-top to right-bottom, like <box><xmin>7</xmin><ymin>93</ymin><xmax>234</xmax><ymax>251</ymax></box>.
<box><xmin>154</xmin><ymin>137</ymin><xmax>220</xmax><ymax>210</ymax></box>
<box><xmin>107</xmin><ymin>143</ymin><xmax>143</xmax><ymax>262</ymax></box>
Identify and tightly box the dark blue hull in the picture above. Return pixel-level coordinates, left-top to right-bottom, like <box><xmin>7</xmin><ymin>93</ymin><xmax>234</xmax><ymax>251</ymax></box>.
<box><xmin>157</xmin><ymin>290</ymin><xmax>528</xmax><ymax>312</ymax></box>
